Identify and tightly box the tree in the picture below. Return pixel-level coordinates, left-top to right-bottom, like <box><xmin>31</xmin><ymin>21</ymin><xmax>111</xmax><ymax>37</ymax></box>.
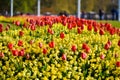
<box><xmin>43</xmin><ymin>0</ymin><xmax>76</xmax><ymax>14</ymax></box>
<box><xmin>0</xmin><ymin>0</ymin><xmax>10</xmax><ymax>15</ymax></box>
<box><xmin>81</xmin><ymin>0</ymin><xmax>95</xmax><ymax>12</ymax></box>
<box><xmin>14</xmin><ymin>0</ymin><xmax>36</xmax><ymax>14</ymax></box>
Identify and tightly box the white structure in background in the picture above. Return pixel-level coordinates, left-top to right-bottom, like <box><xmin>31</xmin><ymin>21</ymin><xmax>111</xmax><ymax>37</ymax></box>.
<box><xmin>118</xmin><ymin>0</ymin><xmax>120</xmax><ymax>21</ymax></box>
<box><xmin>37</xmin><ymin>0</ymin><xmax>40</xmax><ymax>16</ymax></box>
<box><xmin>10</xmin><ymin>0</ymin><xmax>13</xmax><ymax>16</ymax></box>
<box><xmin>77</xmin><ymin>0</ymin><xmax>81</xmax><ymax>18</ymax></box>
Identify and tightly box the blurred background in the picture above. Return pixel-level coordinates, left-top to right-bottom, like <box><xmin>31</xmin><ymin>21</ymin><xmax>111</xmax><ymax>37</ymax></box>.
<box><xmin>0</xmin><ymin>0</ymin><xmax>119</xmax><ymax>20</ymax></box>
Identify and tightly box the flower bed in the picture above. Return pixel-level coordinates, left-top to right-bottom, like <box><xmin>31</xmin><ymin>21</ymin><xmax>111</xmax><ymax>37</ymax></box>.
<box><xmin>0</xmin><ymin>16</ymin><xmax>120</xmax><ymax>79</ymax></box>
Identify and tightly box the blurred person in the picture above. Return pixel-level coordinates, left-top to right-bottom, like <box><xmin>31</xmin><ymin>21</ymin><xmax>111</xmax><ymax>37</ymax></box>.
<box><xmin>99</xmin><ymin>9</ymin><xmax>104</xmax><ymax>20</ymax></box>
<box><xmin>81</xmin><ymin>11</ymin><xmax>85</xmax><ymax>18</ymax></box>
<box><xmin>111</xmin><ymin>8</ymin><xmax>116</xmax><ymax>20</ymax></box>
<box><xmin>58</xmin><ymin>11</ymin><xmax>69</xmax><ymax>17</ymax></box>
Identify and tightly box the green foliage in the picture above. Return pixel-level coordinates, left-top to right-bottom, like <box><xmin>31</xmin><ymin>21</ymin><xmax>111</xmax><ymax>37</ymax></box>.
<box><xmin>14</xmin><ymin>0</ymin><xmax>36</xmax><ymax>14</ymax></box>
<box><xmin>98</xmin><ymin>20</ymin><xmax>120</xmax><ymax>28</ymax></box>
<box><xmin>0</xmin><ymin>0</ymin><xmax>10</xmax><ymax>13</ymax></box>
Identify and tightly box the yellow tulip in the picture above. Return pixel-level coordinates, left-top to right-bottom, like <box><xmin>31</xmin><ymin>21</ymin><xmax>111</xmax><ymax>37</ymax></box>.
<box><xmin>63</xmin><ymin>77</ymin><xmax>67</xmax><ymax>80</ymax></box>
<box><xmin>42</xmin><ymin>76</ymin><xmax>48</xmax><ymax>80</ymax></box>
<box><xmin>57</xmin><ymin>72</ymin><xmax>62</xmax><ymax>79</ymax></box>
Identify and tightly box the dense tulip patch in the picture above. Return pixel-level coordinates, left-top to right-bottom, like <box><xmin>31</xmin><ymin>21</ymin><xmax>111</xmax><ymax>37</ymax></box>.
<box><xmin>0</xmin><ymin>15</ymin><xmax>120</xmax><ymax>79</ymax></box>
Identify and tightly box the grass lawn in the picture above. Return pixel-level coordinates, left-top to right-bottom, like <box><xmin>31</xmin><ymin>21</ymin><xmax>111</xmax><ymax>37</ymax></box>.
<box><xmin>98</xmin><ymin>20</ymin><xmax>120</xmax><ymax>28</ymax></box>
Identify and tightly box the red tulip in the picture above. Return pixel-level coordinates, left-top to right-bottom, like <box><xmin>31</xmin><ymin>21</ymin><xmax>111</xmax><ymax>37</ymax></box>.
<box><xmin>77</xmin><ymin>27</ymin><xmax>82</xmax><ymax>34</ymax></box>
<box><xmin>26</xmin><ymin>54</ymin><xmax>30</xmax><ymax>59</ymax></box>
<box><xmin>72</xmin><ymin>22</ymin><xmax>77</xmax><ymax>28</ymax></box>
<box><xmin>18</xmin><ymin>49</ymin><xmax>25</xmax><ymax>56</ymax></box>
<box><xmin>93</xmin><ymin>21</ymin><xmax>97</xmax><ymax>27</ymax></box>
<box><xmin>30</xmin><ymin>25</ymin><xmax>36</xmax><ymax>31</ymax></box>
<box><xmin>60</xmin><ymin>32</ymin><xmax>65</xmax><ymax>39</ymax></box>
<box><xmin>48</xmin><ymin>21</ymin><xmax>53</xmax><ymax>28</ymax></box>
<box><xmin>50</xmin><ymin>29</ymin><xmax>54</xmax><ymax>35</ymax></box>
<box><xmin>62</xmin><ymin>20</ymin><xmax>67</xmax><ymax>26</ymax></box>
<box><xmin>0</xmin><ymin>52</ymin><xmax>4</xmax><ymax>58</ymax></box>
<box><xmin>94</xmin><ymin>26</ymin><xmax>98</xmax><ymax>32</ymax></box>
<box><xmin>40</xmin><ymin>21</ymin><xmax>45</xmax><ymax>26</ymax></box>
<box><xmin>85</xmin><ymin>47</ymin><xmax>91</xmax><ymax>53</ymax></box>
<box><xmin>118</xmin><ymin>40</ymin><xmax>120</xmax><ymax>46</ymax></box>
<box><xmin>48</xmin><ymin>28</ymin><xmax>54</xmax><ymax>35</ymax></box>
<box><xmin>5</xmin><ymin>24</ymin><xmax>10</xmax><ymax>31</ymax></box>
<box><xmin>100</xmin><ymin>54</ymin><xmax>105</xmax><ymax>59</ymax></box>
<box><xmin>99</xmin><ymin>29</ymin><xmax>104</xmax><ymax>35</ymax></box>
<box><xmin>48</xmin><ymin>28</ymin><xmax>51</xmax><ymax>33</ymax></box>
<box><xmin>117</xmin><ymin>28</ymin><xmax>120</xmax><ymax>34</ymax></box>
<box><xmin>7</xmin><ymin>43</ymin><xmax>13</xmax><ymax>50</ymax></box>
<box><xmin>15</xmin><ymin>21</ymin><xmax>20</xmax><ymax>26</ymax></box>
<box><xmin>67</xmin><ymin>23</ymin><xmax>72</xmax><ymax>30</ymax></box>
<box><xmin>49</xmin><ymin>41</ymin><xmax>55</xmax><ymax>48</ymax></box>
<box><xmin>114</xmin><ymin>53</ymin><xmax>119</xmax><ymax>58</ymax></box>
<box><xmin>12</xmin><ymin>49</ymin><xmax>19</xmax><ymax>56</ymax></box>
<box><xmin>29</xmin><ymin>19</ymin><xmax>35</xmax><ymax>24</ymax></box>
<box><xmin>29</xmin><ymin>40</ymin><xmax>34</xmax><ymax>44</ymax></box>
<box><xmin>100</xmin><ymin>23</ymin><xmax>105</xmax><ymax>28</ymax></box>
<box><xmin>82</xmin><ymin>43</ymin><xmax>89</xmax><ymax>50</ymax></box>
<box><xmin>81</xmin><ymin>52</ymin><xmax>87</xmax><ymax>59</ymax></box>
<box><xmin>105</xmin><ymin>23</ymin><xmax>112</xmax><ymax>31</ymax></box>
<box><xmin>116</xmin><ymin>61</ymin><xmax>120</xmax><ymax>67</ymax></box>
<box><xmin>104</xmin><ymin>43</ymin><xmax>110</xmax><ymax>50</ymax></box>
<box><xmin>62</xmin><ymin>54</ymin><xmax>67</xmax><ymax>60</ymax></box>
<box><xmin>77</xmin><ymin>20</ymin><xmax>82</xmax><ymax>27</ymax></box>
<box><xmin>39</xmin><ymin>42</ymin><xmax>43</xmax><ymax>48</ymax></box>
<box><xmin>36</xmin><ymin>20</ymin><xmax>40</xmax><ymax>26</ymax></box>
<box><xmin>0</xmin><ymin>24</ymin><xmax>3</xmax><ymax>32</ymax></box>
<box><xmin>81</xmin><ymin>24</ymin><xmax>84</xmax><ymax>30</ymax></box>
<box><xmin>104</xmin><ymin>40</ymin><xmax>112</xmax><ymax>50</ymax></box>
<box><xmin>23</xmin><ymin>22</ymin><xmax>27</xmax><ymax>28</ymax></box>
<box><xmin>43</xmin><ymin>48</ymin><xmax>47</xmax><ymax>54</ymax></box>
<box><xmin>109</xmin><ymin>28</ymin><xmax>115</xmax><ymax>35</ymax></box>
<box><xmin>18</xmin><ymin>40</ymin><xmax>23</xmax><ymax>46</ymax></box>
<box><xmin>0</xmin><ymin>24</ymin><xmax>3</xmax><ymax>27</ymax></box>
<box><xmin>5</xmin><ymin>26</ymin><xmax>9</xmax><ymax>31</ymax></box>
<box><xmin>107</xmin><ymin>40</ymin><xmax>112</xmax><ymax>46</ymax></box>
<box><xmin>87</xmin><ymin>20</ymin><xmax>92</xmax><ymax>25</ymax></box>
<box><xmin>19</xmin><ymin>31</ymin><xmax>24</xmax><ymax>36</ymax></box>
<box><xmin>71</xmin><ymin>45</ymin><xmax>77</xmax><ymax>52</ymax></box>
<box><xmin>87</xmin><ymin>24</ymin><xmax>92</xmax><ymax>31</ymax></box>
